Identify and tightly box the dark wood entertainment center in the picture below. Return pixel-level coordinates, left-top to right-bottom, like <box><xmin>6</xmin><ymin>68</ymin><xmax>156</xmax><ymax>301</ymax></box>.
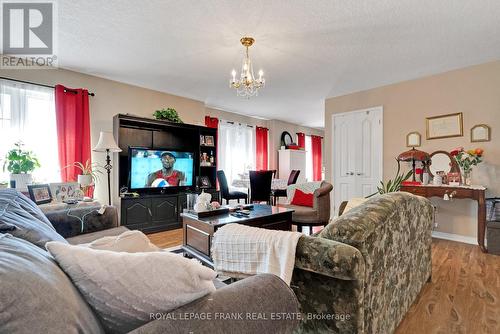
<box><xmin>113</xmin><ymin>114</ymin><xmax>219</xmax><ymax>233</ymax></box>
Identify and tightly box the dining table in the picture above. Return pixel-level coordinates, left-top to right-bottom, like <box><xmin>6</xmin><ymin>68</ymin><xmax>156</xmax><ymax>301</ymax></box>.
<box><xmin>231</xmin><ymin>178</ymin><xmax>288</xmax><ymax>199</ymax></box>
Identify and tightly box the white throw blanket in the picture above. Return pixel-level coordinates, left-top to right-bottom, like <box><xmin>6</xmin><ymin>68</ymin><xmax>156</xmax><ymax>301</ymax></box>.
<box><xmin>211</xmin><ymin>224</ymin><xmax>302</xmax><ymax>285</ymax></box>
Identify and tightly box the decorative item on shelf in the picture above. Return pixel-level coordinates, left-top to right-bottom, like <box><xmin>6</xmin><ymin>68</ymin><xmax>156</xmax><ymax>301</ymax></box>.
<box><xmin>471</xmin><ymin>124</ymin><xmax>491</xmax><ymax>142</ymax></box>
<box><xmin>229</xmin><ymin>36</ymin><xmax>265</xmax><ymax>98</ymax></box>
<box><xmin>397</xmin><ymin>148</ymin><xmax>431</xmax><ymax>181</ymax></box>
<box><xmin>197</xmin><ymin>176</ymin><xmax>212</xmax><ymax>189</ymax></box>
<box><xmin>426</xmin><ymin>112</ymin><xmax>463</xmax><ymax>140</ymax></box>
<box><xmin>93</xmin><ymin>131</ymin><xmax>122</xmax><ymax>205</ymax></box>
<box><xmin>27</xmin><ymin>184</ymin><xmax>52</xmax><ymax>205</ymax></box>
<box><xmin>204</xmin><ymin>135</ymin><xmax>214</xmax><ymax>146</ymax></box>
<box><xmin>0</xmin><ymin>181</ymin><xmax>8</xmax><ymax>189</ymax></box>
<box><xmin>200</xmin><ymin>135</ymin><xmax>205</xmax><ymax>145</ymax></box>
<box><xmin>280</xmin><ymin>131</ymin><xmax>299</xmax><ymax>149</ymax></box>
<box><xmin>153</xmin><ymin>108</ymin><xmax>183</xmax><ymax>123</ymax></box>
<box><xmin>200</xmin><ymin>152</ymin><xmax>212</xmax><ymax>166</ymax></box>
<box><xmin>2</xmin><ymin>141</ymin><xmax>40</xmax><ymax>191</ymax></box>
<box><xmin>406</xmin><ymin>131</ymin><xmax>422</xmax><ymax>147</ymax></box>
<box><xmin>450</xmin><ymin>147</ymin><xmax>484</xmax><ymax>186</ymax></box>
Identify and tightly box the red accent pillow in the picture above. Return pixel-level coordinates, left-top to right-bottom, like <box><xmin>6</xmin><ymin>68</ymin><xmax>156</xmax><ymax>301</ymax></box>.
<box><xmin>291</xmin><ymin>189</ymin><xmax>314</xmax><ymax>207</ymax></box>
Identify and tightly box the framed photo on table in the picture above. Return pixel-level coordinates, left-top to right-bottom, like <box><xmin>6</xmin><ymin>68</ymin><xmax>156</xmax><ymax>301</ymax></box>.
<box><xmin>27</xmin><ymin>184</ymin><xmax>52</xmax><ymax>205</ymax></box>
<box><xmin>426</xmin><ymin>113</ymin><xmax>463</xmax><ymax>140</ymax></box>
<box><xmin>49</xmin><ymin>182</ymin><xmax>80</xmax><ymax>202</ymax></box>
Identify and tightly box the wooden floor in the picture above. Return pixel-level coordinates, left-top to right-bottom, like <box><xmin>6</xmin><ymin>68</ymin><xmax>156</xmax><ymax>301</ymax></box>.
<box><xmin>147</xmin><ymin>230</ymin><xmax>500</xmax><ymax>333</ymax></box>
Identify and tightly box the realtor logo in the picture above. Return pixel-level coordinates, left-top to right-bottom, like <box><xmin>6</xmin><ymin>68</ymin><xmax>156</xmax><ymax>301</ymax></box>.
<box><xmin>1</xmin><ymin>1</ymin><xmax>57</xmax><ymax>68</ymax></box>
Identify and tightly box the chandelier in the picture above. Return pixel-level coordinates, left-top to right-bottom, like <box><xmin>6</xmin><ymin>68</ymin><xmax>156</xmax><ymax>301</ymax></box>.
<box><xmin>229</xmin><ymin>37</ymin><xmax>265</xmax><ymax>98</ymax></box>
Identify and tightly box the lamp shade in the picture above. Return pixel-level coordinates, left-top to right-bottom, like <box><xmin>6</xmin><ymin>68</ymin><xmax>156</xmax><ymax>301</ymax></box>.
<box><xmin>93</xmin><ymin>131</ymin><xmax>122</xmax><ymax>152</ymax></box>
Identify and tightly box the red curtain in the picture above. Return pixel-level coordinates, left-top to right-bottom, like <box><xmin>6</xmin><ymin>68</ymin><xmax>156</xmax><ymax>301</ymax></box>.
<box><xmin>55</xmin><ymin>85</ymin><xmax>91</xmax><ymax>182</ymax></box>
<box><xmin>297</xmin><ymin>132</ymin><xmax>305</xmax><ymax>149</ymax></box>
<box><xmin>311</xmin><ymin>135</ymin><xmax>323</xmax><ymax>181</ymax></box>
<box><xmin>204</xmin><ymin>116</ymin><xmax>219</xmax><ymax>129</ymax></box>
<box><xmin>256</xmin><ymin>127</ymin><xmax>269</xmax><ymax>170</ymax></box>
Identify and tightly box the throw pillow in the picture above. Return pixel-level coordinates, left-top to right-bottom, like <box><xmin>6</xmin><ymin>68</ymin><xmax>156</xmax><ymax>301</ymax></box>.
<box><xmin>0</xmin><ymin>234</ymin><xmax>104</xmax><ymax>334</ymax></box>
<box><xmin>291</xmin><ymin>189</ymin><xmax>314</xmax><ymax>207</ymax></box>
<box><xmin>0</xmin><ymin>189</ymin><xmax>67</xmax><ymax>248</ymax></box>
<box><xmin>82</xmin><ymin>230</ymin><xmax>161</xmax><ymax>252</ymax></box>
<box><xmin>46</xmin><ymin>241</ymin><xmax>217</xmax><ymax>333</ymax></box>
<box><xmin>342</xmin><ymin>198</ymin><xmax>368</xmax><ymax>215</ymax></box>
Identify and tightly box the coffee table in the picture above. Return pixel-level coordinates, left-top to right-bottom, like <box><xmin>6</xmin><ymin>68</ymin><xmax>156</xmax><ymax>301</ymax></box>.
<box><xmin>181</xmin><ymin>204</ymin><xmax>294</xmax><ymax>267</ymax></box>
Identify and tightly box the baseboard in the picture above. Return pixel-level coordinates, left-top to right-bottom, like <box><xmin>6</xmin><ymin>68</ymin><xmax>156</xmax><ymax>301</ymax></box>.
<box><xmin>431</xmin><ymin>231</ymin><xmax>478</xmax><ymax>245</ymax></box>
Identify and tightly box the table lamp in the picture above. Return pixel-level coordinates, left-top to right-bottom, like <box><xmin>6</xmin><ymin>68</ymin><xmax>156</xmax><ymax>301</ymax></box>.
<box><xmin>397</xmin><ymin>148</ymin><xmax>430</xmax><ymax>182</ymax></box>
<box><xmin>93</xmin><ymin>131</ymin><xmax>122</xmax><ymax>205</ymax></box>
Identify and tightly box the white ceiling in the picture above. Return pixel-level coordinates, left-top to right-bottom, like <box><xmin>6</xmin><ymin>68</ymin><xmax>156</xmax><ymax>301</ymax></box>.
<box><xmin>58</xmin><ymin>0</ymin><xmax>500</xmax><ymax>128</ymax></box>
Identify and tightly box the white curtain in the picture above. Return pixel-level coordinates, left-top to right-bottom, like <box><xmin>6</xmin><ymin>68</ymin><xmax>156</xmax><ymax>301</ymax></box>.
<box><xmin>305</xmin><ymin>135</ymin><xmax>313</xmax><ymax>181</ymax></box>
<box><xmin>0</xmin><ymin>79</ymin><xmax>60</xmax><ymax>183</ymax></box>
<box><xmin>218</xmin><ymin>120</ymin><xmax>255</xmax><ymax>185</ymax></box>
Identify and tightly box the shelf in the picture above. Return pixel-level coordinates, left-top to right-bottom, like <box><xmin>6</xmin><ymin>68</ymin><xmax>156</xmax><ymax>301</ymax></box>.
<box><xmin>200</xmin><ymin>165</ymin><xmax>216</xmax><ymax>168</ymax></box>
<box><xmin>200</xmin><ymin>145</ymin><xmax>216</xmax><ymax>148</ymax></box>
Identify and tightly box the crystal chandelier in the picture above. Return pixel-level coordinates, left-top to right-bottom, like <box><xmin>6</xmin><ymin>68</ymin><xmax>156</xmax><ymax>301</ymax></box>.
<box><xmin>229</xmin><ymin>37</ymin><xmax>265</xmax><ymax>98</ymax></box>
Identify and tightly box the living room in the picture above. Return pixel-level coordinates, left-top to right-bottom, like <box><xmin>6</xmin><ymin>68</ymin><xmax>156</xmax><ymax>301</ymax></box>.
<box><xmin>1</xmin><ymin>1</ymin><xmax>499</xmax><ymax>334</ymax></box>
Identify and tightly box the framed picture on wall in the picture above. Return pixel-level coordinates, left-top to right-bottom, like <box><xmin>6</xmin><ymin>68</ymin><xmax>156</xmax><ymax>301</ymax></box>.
<box><xmin>426</xmin><ymin>113</ymin><xmax>463</xmax><ymax>140</ymax></box>
<box><xmin>204</xmin><ymin>135</ymin><xmax>214</xmax><ymax>146</ymax></box>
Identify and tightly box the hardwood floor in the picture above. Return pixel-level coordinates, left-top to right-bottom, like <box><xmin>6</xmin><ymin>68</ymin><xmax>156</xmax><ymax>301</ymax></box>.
<box><xmin>147</xmin><ymin>228</ymin><xmax>183</xmax><ymax>249</ymax></box>
<box><xmin>147</xmin><ymin>231</ymin><xmax>500</xmax><ymax>333</ymax></box>
<box><xmin>396</xmin><ymin>238</ymin><xmax>500</xmax><ymax>334</ymax></box>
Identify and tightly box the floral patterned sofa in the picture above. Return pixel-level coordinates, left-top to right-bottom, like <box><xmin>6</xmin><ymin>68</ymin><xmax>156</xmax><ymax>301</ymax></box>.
<box><xmin>291</xmin><ymin>192</ymin><xmax>433</xmax><ymax>333</ymax></box>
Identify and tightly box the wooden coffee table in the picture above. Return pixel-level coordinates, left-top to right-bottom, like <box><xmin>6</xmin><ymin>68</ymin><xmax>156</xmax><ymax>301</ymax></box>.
<box><xmin>181</xmin><ymin>204</ymin><xmax>294</xmax><ymax>266</ymax></box>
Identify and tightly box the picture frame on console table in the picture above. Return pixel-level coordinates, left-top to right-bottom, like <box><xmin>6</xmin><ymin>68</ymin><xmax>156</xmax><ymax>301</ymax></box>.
<box><xmin>426</xmin><ymin>112</ymin><xmax>463</xmax><ymax>140</ymax></box>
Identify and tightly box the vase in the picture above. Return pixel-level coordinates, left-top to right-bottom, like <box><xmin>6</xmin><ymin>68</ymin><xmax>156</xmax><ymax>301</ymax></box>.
<box><xmin>462</xmin><ymin>169</ymin><xmax>472</xmax><ymax>186</ymax></box>
<box><xmin>9</xmin><ymin>173</ymin><xmax>32</xmax><ymax>191</ymax></box>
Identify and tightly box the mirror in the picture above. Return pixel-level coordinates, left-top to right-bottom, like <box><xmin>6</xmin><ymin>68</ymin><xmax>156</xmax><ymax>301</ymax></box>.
<box><xmin>428</xmin><ymin>150</ymin><xmax>461</xmax><ymax>179</ymax></box>
<box><xmin>471</xmin><ymin>124</ymin><xmax>491</xmax><ymax>142</ymax></box>
<box><xmin>406</xmin><ymin>132</ymin><xmax>421</xmax><ymax>147</ymax></box>
<box><xmin>280</xmin><ymin>131</ymin><xmax>294</xmax><ymax>147</ymax></box>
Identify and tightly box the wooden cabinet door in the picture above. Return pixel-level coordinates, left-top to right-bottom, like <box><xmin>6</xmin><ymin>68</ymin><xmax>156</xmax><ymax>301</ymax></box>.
<box><xmin>121</xmin><ymin>198</ymin><xmax>152</xmax><ymax>229</ymax></box>
<box><xmin>151</xmin><ymin>196</ymin><xmax>178</xmax><ymax>226</ymax></box>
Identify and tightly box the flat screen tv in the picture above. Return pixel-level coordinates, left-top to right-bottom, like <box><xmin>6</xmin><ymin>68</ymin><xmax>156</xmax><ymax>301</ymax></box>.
<box><xmin>129</xmin><ymin>147</ymin><xmax>194</xmax><ymax>190</ymax></box>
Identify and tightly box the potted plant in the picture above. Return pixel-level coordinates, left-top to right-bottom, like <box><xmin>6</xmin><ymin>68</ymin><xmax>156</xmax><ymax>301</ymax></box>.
<box><xmin>66</xmin><ymin>160</ymin><xmax>103</xmax><ymax>193</ymax></box>
<box><xmin>153</xmin><ymin>108</ymin><xmax>183</xmax><ymax>123</ymax></box>
<box><xmin>2</xmin><ymin>141</ymin><xmax>40</xmax><ymax>190</ymax></box>
<box><xmin>368</xmin><ymin>159</ymin><xmax>413</xmax><ymax>197</ymax></box>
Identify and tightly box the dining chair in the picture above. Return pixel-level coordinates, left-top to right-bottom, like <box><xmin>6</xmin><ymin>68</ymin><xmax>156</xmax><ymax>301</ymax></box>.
<box><xmin>272</xmin><ymin>170</ymin><xmax>300</xmax><ymax>205</ymax></box>
<box><xmin>217</xmin><ymin>170</ymin><xmax>248</xmax><ymax>204</ymax></box>
<box><xmin>249</xmin><ymin>170</ymin><xmax>273</xmax><ymax>204</ymax></box>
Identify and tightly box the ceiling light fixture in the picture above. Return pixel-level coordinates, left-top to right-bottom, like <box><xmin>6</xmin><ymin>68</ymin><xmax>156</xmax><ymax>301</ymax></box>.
<box><xmin>229</xmin><ymin>37</ymin><xmax>265</xmax><ymax>98</ymax></box>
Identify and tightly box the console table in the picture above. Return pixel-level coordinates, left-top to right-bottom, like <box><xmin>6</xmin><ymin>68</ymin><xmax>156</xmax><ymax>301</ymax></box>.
<box><xmin>401</xmin><ymin>184</ymin><xmax>487</xmax><ymax>253</ymax></box>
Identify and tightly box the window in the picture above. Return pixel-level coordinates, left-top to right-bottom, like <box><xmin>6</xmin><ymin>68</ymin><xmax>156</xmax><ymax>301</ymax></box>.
<box><xmin>218</xmin><ymin>120</ymin><xmax>255</xmax><ymax>185</ymax></box>
<box><xmin>0</xmin><ymin>79</ymin><xmax>60</xmax><ymax>182</ymax></box>
<box><xmin>305</xmin><ymin>134</ymin><xmax>313</xmax><ymax>181</ymax></box>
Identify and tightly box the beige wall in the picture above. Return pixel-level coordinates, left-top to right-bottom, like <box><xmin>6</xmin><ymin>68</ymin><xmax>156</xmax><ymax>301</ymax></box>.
<box><xmin>325</xmin><ymin>60</ymin><xmax>500</xmax><ymax>240</ymax></box>
<box><xmin>0</xmin><ymin>67</ymin><xmax>322</xmax><ymax>204</ymax></box>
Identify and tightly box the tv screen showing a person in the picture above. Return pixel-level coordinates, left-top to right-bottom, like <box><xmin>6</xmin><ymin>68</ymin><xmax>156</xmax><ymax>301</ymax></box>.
<box><xmin>129</xmin><ymin>149</ymin><xmax>194</xmax><ymax>189</ymax></box>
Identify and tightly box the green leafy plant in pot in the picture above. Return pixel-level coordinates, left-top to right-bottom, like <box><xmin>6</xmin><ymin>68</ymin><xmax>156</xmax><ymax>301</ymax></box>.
<box><xmin>65</xmin><ymin>160</ymin><xmax>103</xmax><ymax>195</ymax></box>
<box><xmin>2</xmin><ymin>141</ymin><xmax>40</xmax><ymax>190</ymax></box>
<box><xmin>368</xmin><ymin>159</ymin><xmax>413</xmax><ymax>197</ymax></box>
<box><xmin>153</xmin><ymin>108</ymin><xmax>183</xmax><ymax>123</ymax></box>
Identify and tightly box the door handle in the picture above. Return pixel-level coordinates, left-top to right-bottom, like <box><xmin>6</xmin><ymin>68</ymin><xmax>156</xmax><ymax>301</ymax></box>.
<box><xmin>346</xmin><ymin>172</ymin><xmax>354</xmax><ymax>176</ymax></box>
<box><xmin>356</xmin><ymin>172</ymin><xmax>364</xmax><ymax>176</ymax></box>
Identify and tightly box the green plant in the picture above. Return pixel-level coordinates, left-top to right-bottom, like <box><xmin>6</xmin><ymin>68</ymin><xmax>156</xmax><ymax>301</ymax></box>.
<box><xmin>2</xmin><ymin>142</ymin><xmax>40</xmax><ymax>174</ymax></box>
<box><xmin>368</xmin><ymin>159</ymin><xmax>413</xmax><ymax>197</ymax></box>
<box><xmin>153</xmin><ymin>108</ymin><xmax>183</xmax><ymax>123</ymax></box>
<box><xmin>65</xmin><ymin>160</ymin><xmax>103</xmax><ymax>183</ymax></box>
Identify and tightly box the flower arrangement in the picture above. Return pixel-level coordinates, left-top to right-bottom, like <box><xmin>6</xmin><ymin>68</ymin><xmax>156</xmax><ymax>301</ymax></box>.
<box><xmin>450</xmin><ymin>147</ymin><xmax>484</xmax><ymax>185</ymax></box>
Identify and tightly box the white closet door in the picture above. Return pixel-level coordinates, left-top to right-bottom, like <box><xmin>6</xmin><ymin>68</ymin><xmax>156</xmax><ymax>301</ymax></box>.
<box><xmin>332</xmin><ymin>107</ymin><xmax>383</xmax><ymax>215</ymax></box>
